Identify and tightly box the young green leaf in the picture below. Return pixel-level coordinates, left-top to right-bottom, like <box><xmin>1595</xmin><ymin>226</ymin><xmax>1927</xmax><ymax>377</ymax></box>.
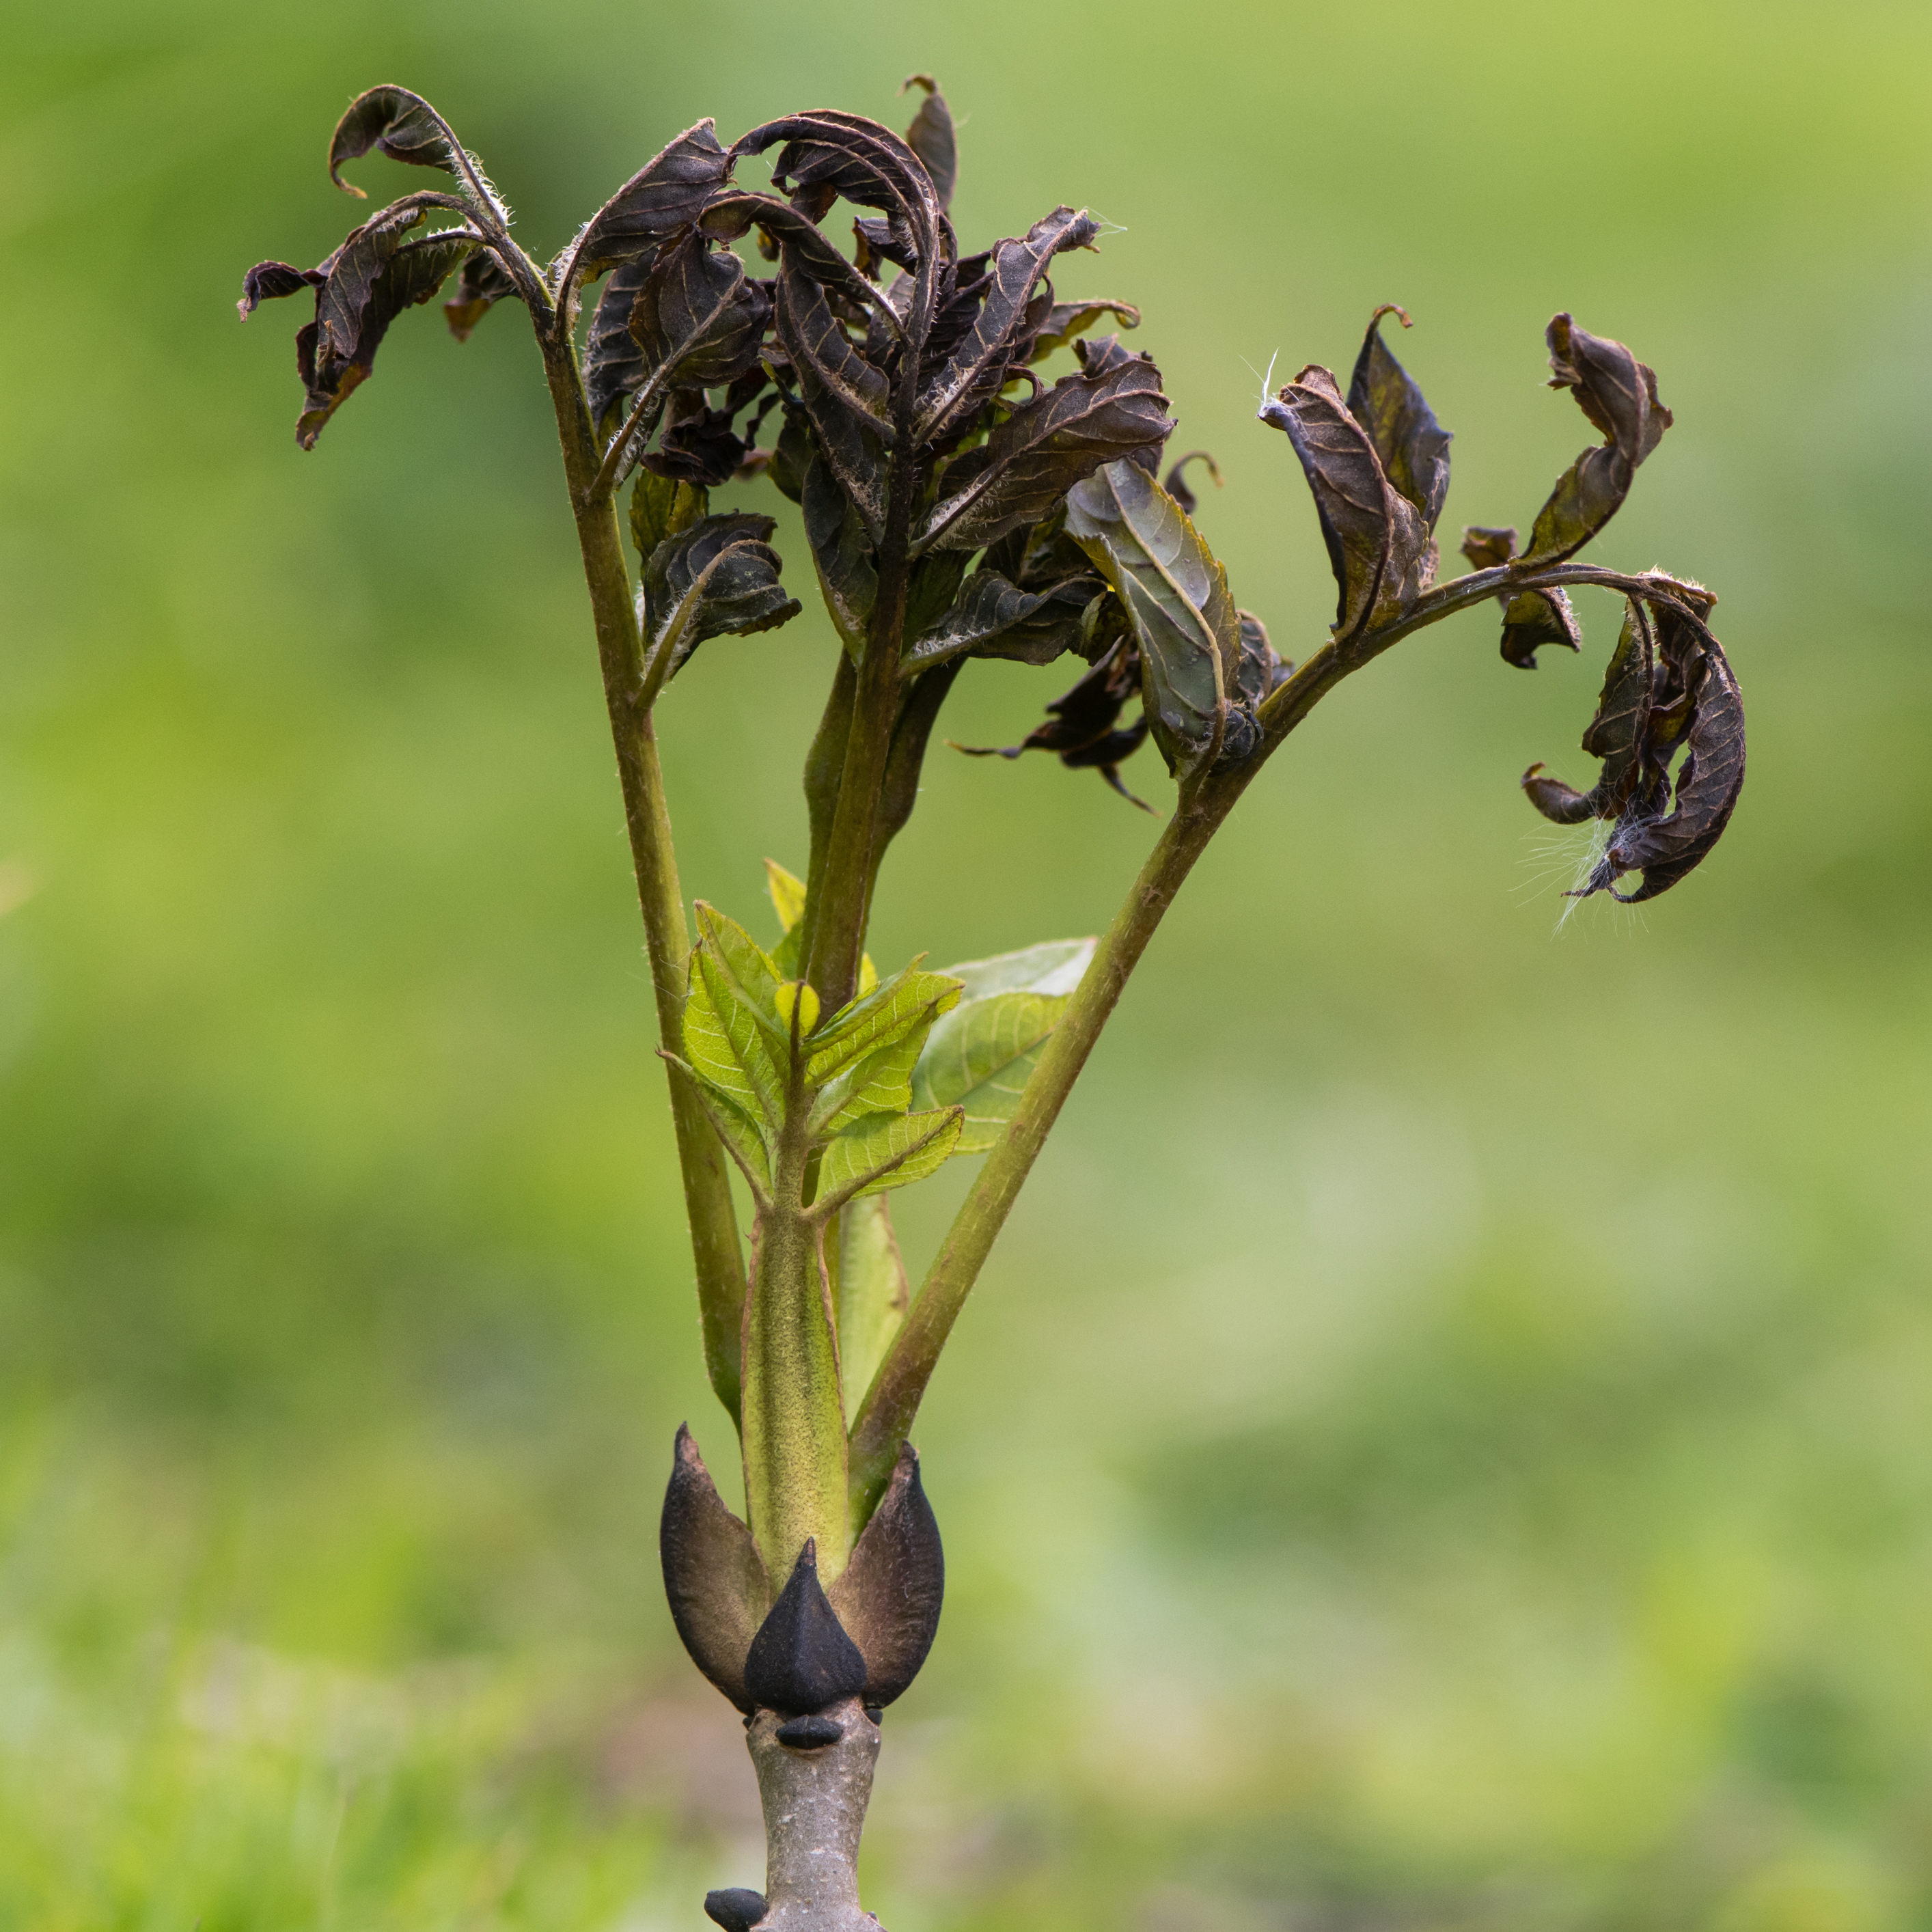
<box><xmin>909</xmin><ymin>989</ymin><xmax>1067</xmax><ymax>1153</ymax></box>
<box><xmin>804</xmin><ymin>965</ymin><xmax>962</xmax><ymax>1086</ymax></box>
<box><xmin>665</xmin><ymin>1055</ymin><xmax>775</xmax><ymax>1197</ymax></box>
<box><xmin>766</xmin><ymin>859</ymin><xmax>809</xmax><ymax>935</ymax></box>
<box><xmin>1064</xmin><ymin>459</ymin><xmax>1240</xmax><ymax>777</ymax></box>
<box><xmin>827</xmin><ymin>1199</ymin><xmax>909</xmax><ymax>1426</ymax></box>
<box><xmin>816</xmin><ymin>1107</ymin><xmax>965</xmax><ymax>1209</ymax></box>
<box><xmin>919</xmin><ymin>355</ymin><xmax>1173</xmax><ymax>553</ymax></box>
<box><xmin>943</xmin><ymin>939</ymin><xmax>1095</xmax><ymax>1001</ymax></box>
<box><xmin>809</xmin><ymin>1024</ymin><xmax>930</xmax><ymax>1137</ymax></box>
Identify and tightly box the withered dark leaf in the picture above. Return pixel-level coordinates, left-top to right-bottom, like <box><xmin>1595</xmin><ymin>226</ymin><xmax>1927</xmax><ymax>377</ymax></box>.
<box><xmin>900</xmin><ymin>74</ymin><xmax>957</xmax><ymax>211</ymax></box>
<box><xmin>1346</xmin><ymin>305</ymin><xmax>1452</xmax><ymax>532</ymax></box>
<box><xmin>1259</xmin><ymin>365</ymin><xmax>1433</xmax><ymax>644</ymax></box>
<box><xmin>1521</xmin><ymin>599</ymin><xmax>1655</xmax><ymax>825</ymax></box>
<box><xmin>328</xmin><ymin>86</ymin><xmax>493</xmax><ymax>213</ymax></box>
<box><xmin>774</xmin><ymin>257</ymin><xmax>892</xmax><ymax>538</ymax></box>
<box><xmin>956</xmin><ymin>641</ymin><xmax>1154</xmax><ymax>806</ymax></box>
<box><xmin>743</xmin><ymin>1538</ymin><xmax>869</xmax><ymax>1716</ymax></box>
<box><xmin>825</xmin><ymin>1442</ymin><xmax>944</xmax><ymax>1707</ymax></box>
<box><xmin>236</xmin><ymin>260</ymin><xmax>325</xmax><ymax>317</ymax></box>
<box><xmin>1024</xmin><ymin>299</ymin><xmax>1141</xmax><ymax>365</ymax></box>
<box><xmin>441</xmin><ymin>248</ymin><xmax>518</xmax><ymax>342</ymax></box>
<box><xmin>1459</xmin><ymin>525</ymin><xmax>1517</xmax><ymax>571</ymax></box>
<box><xmin>645</xmin><ymin>393</ymin><xmax>752</xmax><ymax>488</ymax></box>
<box><xmin>1163</xmin><ymin>449</ymin><xmax>1222</xmax><ymax>518</ymax></box>
<box><xmin>641</xmin><ymin>512</ymin><xmax>799</xmax><ymax>683</ymax></box>
<box><xmin>920</xmin><ymin>355</ymin><xmax>1172</xmax><ymax>554</ymax></box>
<box><xmin>735</xmin><ymin>112</ymin><xmax>943</xmax><ymax>262</ymax></box>
<box><xmin>568</xmin><ymin>120</ymin><xmax>734</xmax><ymax>280</ymax></box>
<box><xmin>631</xmin><ymin>234</ymin><xmax>770</xmax><ymax>399</ymax></box>
<box><xmin>803</xmin><ymin>456</ymin><xmax>879</xmax><ymax>659</ymax></box>
<box><xmin>1499</xmin><ymin>586</ymin><xmax>1582</xmax><ymax>670</ymax></box>
<box><xmin>915</xmin><ymin>204</ymin><xmax>1099</xmax><ymax>441</ymax></box>
<box><xmin>906</xmin><ymin>570</ymin><xmax>1064</xmax><ymax>670</ymax></box>
<box><xmin>660</xmin><ymin>1425</ymin><xmax>771</xmax><ymax>1713</ymax></box>
<box><xmin>1509</xmin><ymin>313</ymin><xmax>1671</xmax><ymax>580</ymax></box>
<box><xmin>700</xmin><ymin>192</ymin><xmax>885</xmax><ymax>320</ymax></box>
<box><xmin>1066</xmin><ymin>459</ymin><xmax>1239</xmax><ymax>777</ymax></box>
<box><xmin>583</xmin><ymin>249</ymin><xmax>657</xmax><ymax>433</ymax></box>
<box><xmin>290</xmin><ymin>205</ymin><xmax>474</xmax><ymax>449</ymax></box>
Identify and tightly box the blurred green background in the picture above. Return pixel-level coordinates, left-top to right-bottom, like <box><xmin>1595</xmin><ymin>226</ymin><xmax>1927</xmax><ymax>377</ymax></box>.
<box><xmin>3</xmin><ymin>0</ymin><xmax>1929</xmax><ymax>1925</ymax></box>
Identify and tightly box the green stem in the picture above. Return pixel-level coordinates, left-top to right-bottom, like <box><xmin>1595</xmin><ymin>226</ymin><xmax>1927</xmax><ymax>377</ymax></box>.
<box><xmin>538</xmin><ymin>332</ymin><xmax>749</xmax><ymax>1424</ymax></box>
<box><xmin>846</xmin><ymin>767</ymin><xmax>1250</xmax><ymax>1519</ymax></box>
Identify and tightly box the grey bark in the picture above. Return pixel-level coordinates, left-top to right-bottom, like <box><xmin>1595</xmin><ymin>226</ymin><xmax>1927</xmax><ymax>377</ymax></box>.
<box><xmin>745</xmin><ymin>1698</ymin><xmax>883</xmax><ymax>1931</ymax></box>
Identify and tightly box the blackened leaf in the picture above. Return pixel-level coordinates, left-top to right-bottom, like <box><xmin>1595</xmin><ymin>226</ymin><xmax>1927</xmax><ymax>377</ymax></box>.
<box><xmin>295</xmin><ymin>209</ymin><xmax>474</xmax><ymax>449</ymax></box>
<box><xmin>642</xmin><ymin>512</ymin><xmax>801</xmax><ymax>684</ymax></box>
<box><xmin>1346</xmin><ymin>305</ymin><xmax>1452</xmax><ymax>532</ymax></box>
<box><xmin>441</xmin><ymin>248</ymin><xmax>517</xmax><ymax>342</ymax></box>
<box><xmin>700</xmin><ymin>191</ymin><xmax>886</xmax><ymax>320</ymax></box>
<box><xmin>1065</xmin><ymin>460</ymin><xmax>1239</xmax><ymax>777</ymax></box>
<box><xmin>568</xmin><ymin>120</ymin><xmax>734</xmax><ymax>279</ymax></box>
<box><xmin>1459</xmin><ymin>525</ymin><xmax>1517</xmax><ymax>570</ymax></box>
<box><xmin>920</xmin><ymin>355</ymin><xmax>1172</xmax><ymax>554</ymax></box>
<box><xmin>1499</xmin><ymin>586</ymin><xmax>1582</xmax><ymax>669</ymax></box>
<box><xmin>1232</xmin><ymin>609</ymin><xmax>1288</xmax><ymax>709</ymax></box>
<box><xmin>1258</xmin><ymin>365</ymin><xmax>1433</xmax><ymax>644</ymax></box>
<box><xmin>1593</xmin><ymin>618</ymin><xmax>1744</xmax><ymax>902</ymax></box>
<box><xmin>646</xmin><ymin>392</ymin><xmax>751</xmax><ymax>488</ymax></box>
<box><xmin>1023</xmin><ymin>299</ymin><xmax>1141</xmax><ymax>365</ymax></box>
<box><xmin>956</xmin><ymin>644</ymin><xmax>1155</xmax><ymax>805</ymax></box>
<box><xmin>1515</xmin><ymin>313</ymin><xmax>1671</xmax><ymax>569</ymax></box>
<box><xmin>900</xmin><ymin>75</ymin><xmax>957</xmax><ymax>211</ymax></box>
<box><xmin>743</xmin><ymin>1539</ymin><xmax>868</xmax><ymax>1716</ymax></box>
<box><xmin>803</xmin><ymin>456</ymin><xmax>879</xmax><ymax>659</ymax></box>
<box><xmin>1163</xmin><ymin>449</ymin><xmax>1222</xmax><ymax>517</ymax></box>
<box><xmin>328</xmin><ymin>87</ymin><xmax>498</xmax><ymax>221</ymax></box>
<box><xmin>583</xmin><ymin>249</ymin><xmax>657</xmax><ymax>434</ymax></box>
<box><xmin>914</xmin><ymin>204</ymin><xmax>1099</xmax><ymax>441</ymax></box>
<box><xmin>661</xmin><ymin>1425</ymin><xmax>771</xmax><ymax>1713</ymax></box>
<box><xmin>237</xmin><ymin>260</ymin><xmax>324</xmax><ymax>317</ymax></box>
<box><xmin>766</xmin><ymin>404</ymin><xmax>814</xmax><ymax>504</ymax></box>
<box><xmin>1521</xmin><ymin>599</ymin><xmax>1655</xmax><ymax>824</ymax></box>
<box><xmin>775</xmin><ymin>258</ymin><xmax>892</xmax><ymax>538</ymax></box>
<box><xmin>631</xmin><ymin>235</ymin><xmax>770</xmax><ymax>397</ymax></box>
<box><xmin>905</xmin><ymin>570</ymin><xmax>1061</xmax><ymax>669</ymax></box>
<box><xmin>631</xmin><ymin>469</ymin><xmax>710</xmax><ymax>564</ymax></box>
<box><xmin>826</xmin><ymin>1443</ymin><xmax>944</xmax><ymax>1701</ymax></box>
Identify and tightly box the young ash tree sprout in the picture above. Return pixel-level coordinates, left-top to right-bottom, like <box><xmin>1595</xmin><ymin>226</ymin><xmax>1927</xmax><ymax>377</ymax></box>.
<box><xmin>239</xmin><ymin>76</ymin><xmax>1747</xmax><ymax>1932</ymax></box>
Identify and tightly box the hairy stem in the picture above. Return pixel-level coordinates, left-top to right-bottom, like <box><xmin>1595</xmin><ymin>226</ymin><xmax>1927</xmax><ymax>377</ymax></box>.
<box><xmin>537</xmin><ymin>331</ymin><xmax>749</xmax><ymax>1423</ymax></box>
<box><xmin>745</xmin><ymin>1700</ymin><xmax>881</xmax><ymax>1932</ymax></box>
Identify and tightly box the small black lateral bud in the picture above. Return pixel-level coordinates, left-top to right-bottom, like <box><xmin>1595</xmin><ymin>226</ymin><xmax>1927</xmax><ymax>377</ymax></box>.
<box><xmin>704</xmin><ymin>1887</ymin><xmax>768</xmax><ymax>1932</ymax></box>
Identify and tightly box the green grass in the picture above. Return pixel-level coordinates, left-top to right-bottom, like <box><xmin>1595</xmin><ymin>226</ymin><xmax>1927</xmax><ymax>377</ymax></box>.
<box><xmin>3</xmin><ymin>0</ymin><xmax>1931</xmax><ymax>1924</ymax></box>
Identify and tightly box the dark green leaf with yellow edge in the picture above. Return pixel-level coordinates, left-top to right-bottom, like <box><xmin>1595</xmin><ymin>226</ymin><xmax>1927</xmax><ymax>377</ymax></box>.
<box><xmin>1065</xmin><ymin>458</ymin><xmax>1239</xmax><ymax>776</ymax></box>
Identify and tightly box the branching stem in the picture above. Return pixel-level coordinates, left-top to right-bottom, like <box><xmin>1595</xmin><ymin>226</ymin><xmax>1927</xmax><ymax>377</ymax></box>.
<box><xmin>536</xmin><ymin>329</ymin><xmax>749</xmax><ymax>1424</ymax></box>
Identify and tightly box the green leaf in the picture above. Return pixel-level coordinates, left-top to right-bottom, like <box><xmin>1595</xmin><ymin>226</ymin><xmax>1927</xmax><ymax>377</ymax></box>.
<box><xmin>817</xmin><ymin>1107</ymin><xmax>965</xmax><ymax>1206</ymax></box>
<box><xmin>829</xmin><ymin>1198</ymin><xmax>909</xmax><ymax>1425</ymax></box>
<box><xmin>682</xmin><ymin>960</ymin><xmax>783</xmax><ymax>1133</ymax></box>
<box><xmin>1064</xmin><ymin>458</ymin><xmax>1240</xmax><ymax>777</ymax></box>
<box><xmin>804</xmin><ymin>964</ymin><xmax>962</xmax><ymax>1086</ymax></box>
<box><xmin>664</xmin><ymin>1053</ymin><xmax>773</xmax><ymax>1196</ymax></box>
<box><xmin>810</xmin><ymin>1025</ymin><xmax>928</xmax><ymax>1137</ymax></box>
<box><xmin>943</xmin><ymin>939</ymin><xmax>1094</xmax><ymax>1001</ymax></box>
<box><xmin>909</xmin><ymin>990</ymin><xmax>1065</xmax><ymax>1153</ymax></box>
<box><xmin>766</xmin><ymin>859</ymin><xmax>808</xmax><ymax>934</ymax></box>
